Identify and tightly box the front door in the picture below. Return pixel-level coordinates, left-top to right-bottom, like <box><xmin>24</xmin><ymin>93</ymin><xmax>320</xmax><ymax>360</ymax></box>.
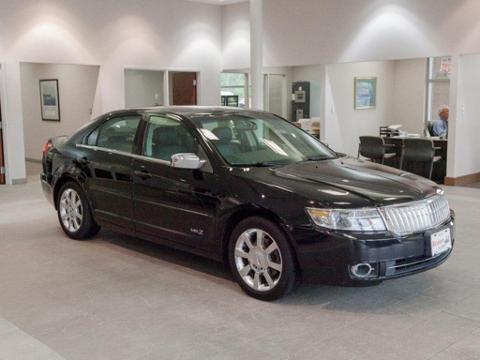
<box><xmin>171</xmin><ymin>72</ymin><xmax>197</xmax><ymax>105</ymax></box>
<box><xmin>132</xmin><ymin>114</ymin><xmax>217</xmax><ymax>250</ymax></box>
<box><xmin>78</xmin><ymin>114</ymin><xmax>142</xmax><ymax>230</ymax></box>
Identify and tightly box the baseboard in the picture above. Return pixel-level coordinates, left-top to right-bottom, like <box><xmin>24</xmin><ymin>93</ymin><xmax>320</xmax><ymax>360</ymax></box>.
<box><xmin>11</xmin><ymin>178</ymin><xmax>27</xmax><ymax>185</ymax></box>
<box><xmin>444</xmin><ymin>172</ymin><xmax>480</xmax><ymax>186</ymax></box>
<box><xmin>25</xmin><ymin>158</ymin><xmax>42</xmax><ymax>163</ymax></box>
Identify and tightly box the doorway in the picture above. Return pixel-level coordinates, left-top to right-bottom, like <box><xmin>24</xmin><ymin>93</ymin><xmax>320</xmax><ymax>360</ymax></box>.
<box><xmin>169</xmin><ymin>72</ymin><xmax>198</xmax><ymax>105</ymax></box>
<box><xmin>264</xmin><ymin>74</ymin><xmax>287</xmax><ymax>118</ymax></box>
<box><xmin>125</xmin><ymin>69</ymin><xmax>165</xmax><ymax>108</ymax></box>
<box><xmin>221</xmin><ymin>72</ymin><xmax>249</xmax><ymax>108</ymax></box>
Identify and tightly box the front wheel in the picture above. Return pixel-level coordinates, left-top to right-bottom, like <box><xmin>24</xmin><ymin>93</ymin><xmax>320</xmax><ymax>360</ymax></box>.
<box><xmin>57</xmin><ymin>181</ymin><xmax>100</xmax><ymax>240</ymax></box>
<box><xmin>228</xmin><ymin>217</ymin><xmax>298</xmax><ymax>301</ymax></box>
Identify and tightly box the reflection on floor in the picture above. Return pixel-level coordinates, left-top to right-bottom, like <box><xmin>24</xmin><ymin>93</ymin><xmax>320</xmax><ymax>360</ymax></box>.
<box><xmin>0</xmin><ymin>178</ymin><xmax>479</xmax><ymax>359</ymax></box>
<box><xmin>26</xmin><ymin>160</ymin><xmax>42</xmax><ymax>180</ymax></box>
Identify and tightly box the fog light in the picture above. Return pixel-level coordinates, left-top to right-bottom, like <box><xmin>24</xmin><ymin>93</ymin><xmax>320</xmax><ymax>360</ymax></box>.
<box><xmin>350</xmin><ymin>263</ymin><xmax>378</xmax><ymax>279</ymax></box>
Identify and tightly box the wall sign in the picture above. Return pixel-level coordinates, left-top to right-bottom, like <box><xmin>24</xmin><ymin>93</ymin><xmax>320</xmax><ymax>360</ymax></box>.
<box><xmin>39</xmin><ymin>79</ymin><xmax>60</xmax><ymax>121</ymax></box>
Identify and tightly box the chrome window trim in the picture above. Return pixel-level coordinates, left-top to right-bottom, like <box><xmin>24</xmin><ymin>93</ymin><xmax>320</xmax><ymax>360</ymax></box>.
<box><xmin>76</xmin><ymin>144</ymin><xmax>171</xmax><ymax>166</ymax></box>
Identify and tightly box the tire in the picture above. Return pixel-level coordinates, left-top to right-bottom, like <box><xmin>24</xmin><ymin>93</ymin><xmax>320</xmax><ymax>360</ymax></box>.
<box><xmin>57</xmin><ymin>181</ymin><xmax>100</xmax><ymax>240</ymax></box>
<box><xmin>228</xmin><ymin>217</ymin><xmax>298</xmax><ymax>301</ymax></box>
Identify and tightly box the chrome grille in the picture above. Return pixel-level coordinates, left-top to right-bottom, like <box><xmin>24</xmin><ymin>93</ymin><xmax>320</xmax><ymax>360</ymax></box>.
<box><xmin>381</xmin><ymin>195</ymin><xmax>451</xmax><ymax>235</ymax></box>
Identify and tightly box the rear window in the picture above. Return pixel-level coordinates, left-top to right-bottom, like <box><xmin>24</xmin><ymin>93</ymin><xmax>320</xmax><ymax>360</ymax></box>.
<box><xmin>86</xmin><ymin>116</ymin><xmax>141</xmax><ymax>153</ymax></box>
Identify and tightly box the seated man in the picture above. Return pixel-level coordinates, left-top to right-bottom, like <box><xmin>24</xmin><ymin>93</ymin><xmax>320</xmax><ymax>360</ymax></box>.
<box><xmin>431</xmin><ymin>106</ymin><xmax>449</xmax><ymax>137</ymax></box>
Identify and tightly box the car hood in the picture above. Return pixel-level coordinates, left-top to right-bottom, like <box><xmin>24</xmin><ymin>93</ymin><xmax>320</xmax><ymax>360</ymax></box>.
<box><xmin>233</xmin><ymin>157</ymin><xmax>440</xmax><ymax>208</ymax></box>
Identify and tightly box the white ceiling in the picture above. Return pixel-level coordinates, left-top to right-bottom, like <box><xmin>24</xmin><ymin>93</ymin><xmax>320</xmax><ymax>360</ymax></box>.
<box><xmin>185</xmin><ymin>0</ymin><xmax>247</xmax><ymax>5</ymax></box>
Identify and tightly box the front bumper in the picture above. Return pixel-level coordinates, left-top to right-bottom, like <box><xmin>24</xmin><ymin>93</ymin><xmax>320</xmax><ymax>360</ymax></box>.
<box><xmin>294</xmin><ymin>215</ymin><xmax>455</xmax><ymax>284</ymax></box>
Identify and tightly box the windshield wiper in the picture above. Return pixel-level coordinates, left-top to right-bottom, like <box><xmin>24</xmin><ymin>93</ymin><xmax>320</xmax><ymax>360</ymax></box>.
<box><xmin>302</xmin><ymin>156</ymin><xmax>333</xmax><ymax>162</ymax></box>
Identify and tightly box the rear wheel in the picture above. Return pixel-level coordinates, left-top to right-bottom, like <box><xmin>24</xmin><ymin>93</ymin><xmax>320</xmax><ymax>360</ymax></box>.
<box><xmin>57</xmin><ymin>181</ymin><xmax>100</xmax><ymax>240</ymax></box>
<box><xmin>228</xmin><ymin>217</ymin><xmax>297</xmax><ymax>301</ymax></box>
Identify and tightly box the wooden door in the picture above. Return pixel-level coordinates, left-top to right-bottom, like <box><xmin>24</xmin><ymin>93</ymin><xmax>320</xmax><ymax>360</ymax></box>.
<box><xmin>0</xmin><ymin>102</ymin><xmax>5</xmax><ymax>184</ymax></box>
<box><xmin>171</xmin><ymin>72</ymin><xmax>197</xmax><ymax>105</ymax></box>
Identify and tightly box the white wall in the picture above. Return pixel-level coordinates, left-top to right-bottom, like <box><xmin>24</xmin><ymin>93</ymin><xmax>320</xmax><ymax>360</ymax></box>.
<box><xmin>125</xmin><ymin>69</ymin><xmax>164</xmax><ymax>108</ymax></box>
<box><xmin>222</xmin><ymin>2</ymin><xmax>250</xmax><ymax>71</ymax></box>
<box><xmin>325</xmin><ymin>61</ymin><xmax>394</xmax><ymax>157</ymax></box>
<box><xmin>263</xmin><ymin>0</ymin><xmax>480</xmax><ymax>67</ymax></box>
<box><xmin>223</xmin><ymin>0</ymin><xmax>480</xmax><ymax>69</ymax></box>
<box><xmin>221</xmin><ymin>0</ymin><xmax>480</xmax><ymax>178</ymax></box>
<box><xmin>0</xmin><ymin>0</ymin><xmax>223</xmax><ymax>183</ymax></box>
<box><xmin>448</xmin><ymin>54</ymin><xmax>480</xmax><ymax>178</ymax></box>
<box><xmin>323</xmin><ymin>58</ymin><xmax>427</xmax><ymax>155</ymax></box>
<box><xmin>20</xmin><ymin>63</ymin><xmax>100</xmax><ymax>161</ymax></box>
<box><xmin>391</xmin><ymin>58</ymin><xmax>427</xmax><ymax>134</ymax></box>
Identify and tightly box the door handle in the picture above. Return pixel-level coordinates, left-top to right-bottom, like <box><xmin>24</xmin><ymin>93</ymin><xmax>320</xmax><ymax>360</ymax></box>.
<box><xmin>134</xmin><ymin>169</ymin><xmax>152</xmax><ymax>179</ymax></box>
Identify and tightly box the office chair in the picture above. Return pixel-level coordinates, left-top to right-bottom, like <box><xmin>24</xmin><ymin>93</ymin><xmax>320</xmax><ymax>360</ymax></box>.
<box><xmin>425</xmin><ymin>122</ymin><xmax>435</xmax><ymax>137</ymax></box>
<box><xmin>358</xmin><ymin>136</ymin><xmax>396</xmax><ymax>165</ymax></box>
<box><xmin>400</xmin><ymin>138</ymin><xmax>442</xmax><ymax>179</ymax></box>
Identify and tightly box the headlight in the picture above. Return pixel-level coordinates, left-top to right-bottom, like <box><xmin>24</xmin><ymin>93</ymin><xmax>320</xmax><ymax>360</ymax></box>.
<box><xmin>305</xmin><ymin>207</ymin><xmax>386</xmax><ymax>232</ymax></box>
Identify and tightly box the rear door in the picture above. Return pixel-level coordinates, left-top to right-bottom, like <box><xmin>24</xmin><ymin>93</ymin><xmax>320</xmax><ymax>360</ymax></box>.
<box><xmin>77</xmin><ymin>113</ymin><xmax>142</xmax><ymax>230</ymax></box>
<box><xmin>132</xmin><ymin>114</ymin><xmax>217</xmax><ymax>250</ymax></box>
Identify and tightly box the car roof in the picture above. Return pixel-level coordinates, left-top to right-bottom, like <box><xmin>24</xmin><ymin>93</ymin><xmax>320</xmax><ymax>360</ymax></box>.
<box><xmin>104</xmin><ymin>106</ymin><xmax>268</xmax><ymax>118</ymax></box>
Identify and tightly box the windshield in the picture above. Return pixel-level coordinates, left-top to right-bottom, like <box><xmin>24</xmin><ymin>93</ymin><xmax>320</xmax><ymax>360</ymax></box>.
<box><xmin>191</xmin><ymin>113</ymin><xmax>336</xmax><ymax>166</ymax></box>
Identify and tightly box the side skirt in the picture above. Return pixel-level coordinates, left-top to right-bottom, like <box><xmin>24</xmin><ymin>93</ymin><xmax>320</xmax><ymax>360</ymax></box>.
<box><xmin>96</xmin><ymin>219</ymin><xmax>224</xmax><ymax>263</ymax></box>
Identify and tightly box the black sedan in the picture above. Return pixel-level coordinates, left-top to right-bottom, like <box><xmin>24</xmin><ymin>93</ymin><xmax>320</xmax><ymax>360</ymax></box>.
<box><xmin>41</xmin><ymin>107</ymin><xmax>454</xmax><ymax>300</ymax></box>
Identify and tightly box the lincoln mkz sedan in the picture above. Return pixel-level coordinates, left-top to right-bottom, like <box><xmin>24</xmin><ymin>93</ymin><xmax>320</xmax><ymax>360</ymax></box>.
<box><xmin>41</xmin><ymin>107</ymin><xmax>454</xmax><ymax>300</ymax></box>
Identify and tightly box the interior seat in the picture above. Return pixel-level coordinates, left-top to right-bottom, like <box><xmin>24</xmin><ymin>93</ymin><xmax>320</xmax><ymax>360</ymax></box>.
<box><xmin>99</xmin><ymin>133</ymin><xmax>132</xmax><ymax>153</ymax></box>
<box><xmin>212</xmin><ymin>126</ymin><xmax>241</xmax><ymax>157</ymax></box>
<box><xmin>151</xmin><ymin>126</ymin><xmax>185</xmax><ymax>161</ymax></box>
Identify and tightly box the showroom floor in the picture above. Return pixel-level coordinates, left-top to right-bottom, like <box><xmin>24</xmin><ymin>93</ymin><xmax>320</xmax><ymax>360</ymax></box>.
<box><xmin>0</xmin><ymin>162</ymin><xmax>479</xmax><ymax>360</ymax></box>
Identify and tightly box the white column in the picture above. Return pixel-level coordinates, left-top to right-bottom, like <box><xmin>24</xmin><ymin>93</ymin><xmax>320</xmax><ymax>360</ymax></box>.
<box><xmin>250</xmin><ymin>0</ymin><xmax>264</xmax><ymax>110</ymax></box>
<box><xmin>446</xmin><ymin>55</ymin><xmax>461</xmax><ymax>179</ymax></box>
<box><xmin>1</xmin><ymin>62</ymin><xmax>27</xmax><ymax>184</ymax></box>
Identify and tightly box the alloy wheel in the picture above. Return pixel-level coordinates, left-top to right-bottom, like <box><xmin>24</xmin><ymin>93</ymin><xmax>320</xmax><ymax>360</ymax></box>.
<box><xmin>234</xmin><ymin>228</ymin><xmax>283</xmax><ymax>292</ymax></box>
<box><xmin>59</xmin><ymin>188</ymin><xmax>83</xmax><ymax>233</ymax></box>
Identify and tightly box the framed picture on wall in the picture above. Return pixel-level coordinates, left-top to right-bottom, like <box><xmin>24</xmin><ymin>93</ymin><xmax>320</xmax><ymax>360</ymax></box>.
<box><xmin>354</xmin><ymin>77</ymin><xmax>377</xmax><ymax>110</ymax></box>
<box><xmin>39</xmin><ymin>79</ymin><xmax>60</xmax><ymax>121</ymax></box>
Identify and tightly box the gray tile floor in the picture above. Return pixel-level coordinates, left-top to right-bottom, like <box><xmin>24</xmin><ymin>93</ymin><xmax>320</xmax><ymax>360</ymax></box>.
<box><xmin>0</xmin><ymin>163</ymin><xmax>479</xmax><ymax>359</ymax></box>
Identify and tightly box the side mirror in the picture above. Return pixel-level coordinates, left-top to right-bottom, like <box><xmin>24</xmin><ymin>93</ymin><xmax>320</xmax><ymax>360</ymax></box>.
<box><xmin>170</xmin><ymin>153</ymin><xmax>205</xmax><ymax>170</ymax></box>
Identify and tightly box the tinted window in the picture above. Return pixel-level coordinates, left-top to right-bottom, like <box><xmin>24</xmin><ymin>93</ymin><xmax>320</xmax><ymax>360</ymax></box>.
<box><xmin>89</xmin><ymin>116</ymin><xmax>141</xmax><ymax>153</ymax></box>
<box><xmin>191</xmin><ymin>113</ymin><xmax>336</xmax><ymax>166</ymax></box>
<box><xmin>144</xmin><ymin>116</ymin><xmax>199</xmax><ymax>161</ymax></box>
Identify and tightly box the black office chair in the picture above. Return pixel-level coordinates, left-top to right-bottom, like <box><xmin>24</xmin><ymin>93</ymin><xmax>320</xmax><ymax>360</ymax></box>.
<box><xmin>400</xmin><ymin>138</ymin><xmax>442</xmax><ymax>179</ymax></box>
<box><xmin>358</xmin><ymin>136</ymin><xmax>396</xmax><ymax>165</ymax></box>
<box><xmin>425</xmin><ymin>122</ymin><xmax>435</xmax><ymax>137</ymax></box>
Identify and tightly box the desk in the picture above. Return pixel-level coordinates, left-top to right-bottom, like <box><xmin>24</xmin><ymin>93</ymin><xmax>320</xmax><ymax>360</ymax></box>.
<box><xmin>383</xmin><ymin>137</ymin><xmax>447</xmax><ymax>184</ymax></box>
